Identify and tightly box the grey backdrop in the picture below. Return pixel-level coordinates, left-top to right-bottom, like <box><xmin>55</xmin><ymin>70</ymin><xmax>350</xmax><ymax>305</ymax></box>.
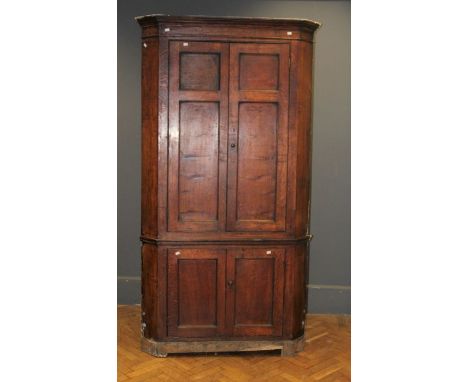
<box><xmin>118</xmin><ymin>0</ymin><xmax>350</xmax><ymax>313</ymax></box>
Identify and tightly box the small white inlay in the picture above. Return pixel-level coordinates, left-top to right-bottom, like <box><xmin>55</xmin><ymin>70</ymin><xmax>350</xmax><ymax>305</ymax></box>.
<box><xmin>266</xmin><ymin>250</ymin><xmax>272</xmax><ymax>255</ymax></box>
<box><xmin>143</xmin><ymin>42</ymin><xmax>147</xmax><ymax>48</ymax></box>
<box><xmin>183</xmin><ymin>42</ymin><xmax>189</xmax><ymax>46</ymax></box>
<box><xmin>175</xmin><ymin>251</ymin><xmax>181</xmax><ymax>256</ymax></box>
<box><xmin>287</xmin><ymin>31</ymin><xmax>292</xmax><ymax>36</ymax></box>
<box><xmin>164</xmin><ymin>27</ymin><xmax>170</xmax><ymax>32</ymax></box>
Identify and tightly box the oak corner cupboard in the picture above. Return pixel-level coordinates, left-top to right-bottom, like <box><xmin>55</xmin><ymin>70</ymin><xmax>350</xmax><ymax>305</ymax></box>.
<box><xmin>136</xmin><ymin>14</ymin><xmax>320</xmax><ymax>357</ymax></box>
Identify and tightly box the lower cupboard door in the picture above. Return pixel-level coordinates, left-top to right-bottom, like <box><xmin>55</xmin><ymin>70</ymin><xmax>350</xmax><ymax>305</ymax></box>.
<box><xmin>167</xmin><ymin>248</ymin><xmax>226</xmax><ymax>337</ymax></box>
<box><xmin>226</xmin><ymin>248</ymin><xmax>285</xmax><ymax>337</ymax></box>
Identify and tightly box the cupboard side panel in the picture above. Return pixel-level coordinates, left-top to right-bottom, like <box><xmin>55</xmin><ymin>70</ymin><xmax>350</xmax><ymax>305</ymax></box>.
<box><xmin>141</xmin><ymin>36</ymin><xmax>159</xmax><ymax>238</ymax></box>
<box><xmin>155</xmin><ymin>246</ymin><xmax>168</xmax><ymax>339</ymax></box>
<box><xmin>291</xmin><ymin>40</ymin><xmax>313</xmax><ymax>237</ymax></box>
<box><xmin>141</xmin><ymin>243</ymin><xmax>157</xmax><ymax>339</ymax></box>
<box><xmin>283</xmin><ymin>243</ymin><xmax>307</xmax><ymax>339</ymax></box>
<box><xmin>157</xmin><ymin>37</ymin><xmax>169</xmax><ymax>237</ymax></box>
<box><xmin>292</xmin><ymin>243</ymin><xmax>307</xmax><ymax>338</ymax></box>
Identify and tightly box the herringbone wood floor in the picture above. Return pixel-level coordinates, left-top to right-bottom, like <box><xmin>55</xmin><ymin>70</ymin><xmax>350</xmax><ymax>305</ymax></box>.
<box><xmin>118</xmin><ymin>305</ymin><xmax>350</xmax><ymax>381</ymax></box>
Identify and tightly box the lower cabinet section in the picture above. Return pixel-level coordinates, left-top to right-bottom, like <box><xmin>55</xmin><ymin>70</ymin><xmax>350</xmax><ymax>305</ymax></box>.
<box><xmin>166</xmin><ymin>247</ymin><xmax>285</xmax><ymax>338</ymax></box>
<box><xmin>141</xmin><ymin>242</ymin><xmax>308</xmax><ymax>344</ymax></box>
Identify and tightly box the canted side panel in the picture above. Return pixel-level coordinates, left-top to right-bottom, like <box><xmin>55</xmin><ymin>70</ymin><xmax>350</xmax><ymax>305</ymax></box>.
<box><xmin>292</xmin><ymin>244</ymin><xmax>307</xmax><ymax>337</ymax></box>
<box><xmin>291</xmin><ymin>40</ymin><xmax>313</xmax><ymax>236</ymax></box>
<box><xmin>141</xmin><ymin>244</ymin><xmax>157</xmax><ymax>339</ymax></box>
<box><xmin>283</xmin><ymin>243</ymin><xmax>308</xmax><ymax>339</ymax></box>
<box><xmin>178</xmin><ymin>102</ymin><xmax>219</xmax><ymax>223</ymax></box>
<box><xmin>141</xmin><ymin>37</ymin><xmax>159</xmax><ymax>237</ymax></box>
<box><xmin>156</xmin><ymin>246</ymin><xmax>168</xmax><ymax>339</ymax></box>
<box><xmin>157</xmin><ymin>36</ymin><xmax>169</xmax><ymax>237</ymax></box>
<box><xmin>237</xmin><ymin>103</ymin><xmax>278</xmax><ymax>222</ymax></box>
<box><xmin>141</xmin><ymin>244</ymin><xmax>167</xmax><ymax>340</ymax></box>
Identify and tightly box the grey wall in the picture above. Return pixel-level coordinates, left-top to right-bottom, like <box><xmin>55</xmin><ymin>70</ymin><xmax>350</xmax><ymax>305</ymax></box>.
<box><xmin>118</xmin><ymin>0</ymin><xmax>350</xmax><ymax>313</ymax></box>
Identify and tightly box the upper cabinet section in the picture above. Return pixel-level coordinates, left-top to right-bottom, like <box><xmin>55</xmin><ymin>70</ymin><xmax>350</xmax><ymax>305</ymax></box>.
<box><xmin>136</xmin><ymin>15</ymin><xmax>320</xmax><ymax>43</ymax></box>
<box><xmin>139</xmin><ymin>16</ymin><xmax>318</xmax><ymax>241</ymax></box>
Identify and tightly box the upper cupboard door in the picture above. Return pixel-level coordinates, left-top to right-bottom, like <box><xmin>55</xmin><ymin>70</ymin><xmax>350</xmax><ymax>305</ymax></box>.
<box><xmin>227</xmin><ymin>43</ymin><xmax>290</xmax><ymax>232</ymax></box>
<box><xmin>168</xmin><ymin>42</ymin><xmax>229</xmax><ymax>232</ymax></box>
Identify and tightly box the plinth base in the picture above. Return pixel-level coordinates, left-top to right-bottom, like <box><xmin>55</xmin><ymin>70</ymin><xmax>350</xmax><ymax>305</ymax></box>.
<box><xmin>141</xmin><ymin>336</ymin><xmax>304</xmax><ymax>357</ymax></box>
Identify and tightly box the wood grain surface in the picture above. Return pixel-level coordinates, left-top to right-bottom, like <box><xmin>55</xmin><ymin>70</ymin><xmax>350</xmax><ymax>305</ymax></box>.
<box><xmin>138</xmin><ymin>16</ymin><xmax>318</xmax><ymax>356</ymax></box>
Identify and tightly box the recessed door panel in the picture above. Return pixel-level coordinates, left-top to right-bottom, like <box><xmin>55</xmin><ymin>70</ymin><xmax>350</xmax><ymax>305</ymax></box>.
<box><xmin>168</xmin><ymin>41</ymin><xmax>228</xmax><ymax>232</ymax></box>
<box><xmin>178</xmin><ymin>101</ymin><xmax>219</xmax><ymax>222</ymax></box>
<box><xmin>234</xmin><ymin>257</ymin><xmax>275</xmax><ymax>325</ymax></box>
<box><xmin>177</xmin><ymin>258</ymin><xmax>217</xmax><ymax>326</ymax></box>
<box><xmin>237</xmin><ymin>102</ymin><xmax>278</xmax><ymax>221</ymax></box>
<box><xmin>227</xmin><ymin>43</ymin><xmax>290</xmax><ymax>232</ymax></box>
<box><xmin>180</xmin><ymin>53</ymin><xmax>220</xmax><ymax>90</ymax></box>
<box><xmin>226</xmin><ymin>248</ymin><xmax>285</xmax><ymax>336</ymax></box>
<box><xmin>168</xmin><ymin>248</ymin><xmax>226</xmax><ymax>337</ymax></box>
<box><xmin>239</xmin><ymin>53</ymin><xmax>279</xmax><ymax>90</ymax></box>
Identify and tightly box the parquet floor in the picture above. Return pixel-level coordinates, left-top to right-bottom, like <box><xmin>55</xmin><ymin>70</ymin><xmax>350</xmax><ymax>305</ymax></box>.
<box><xmin>118</xmin><ymin>305</ymin><xmax>350</xmax><ymax>381</ymax></box>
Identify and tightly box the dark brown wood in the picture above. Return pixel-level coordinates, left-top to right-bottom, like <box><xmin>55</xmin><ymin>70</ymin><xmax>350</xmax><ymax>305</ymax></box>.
<box><xmin>239</xmin><ymin>53</ymin><xmax>279</xmax><ymax>90</ymax></box>
<box><xmin>167</xmin><ymin>248</ymin><xmax>226</xmax><ymax>337</ymax></box>
<box><xmin>155</xmin><ymin>246</ymin><xmax>167</xmax><ymax>339</ymax></box>
<box><xmin>226</xmin><ymin>248</ymin><xmax>285</xmax><ymax>337</ymax></box>
<box><xmin>283</xmin><ymin>243</ymin><xmax>308</xmax><ymax>339</ymax></box>
<box><xmin>155</xmin><ymin>35</ymin><xmax>169</xmax><ymax>240</ymax></box>
<box><xmin>167</xmin><ymin>42</ymin><xmax>229</xmax><ymax>233</ymax></box>
<box><xmin>291</xmin><ymin>40</ymin><xmax>314</xmax><ymax>237</ymax></box>
<box><xmin>227</xmin><ymin>43</ymin><xmax>289</xmax><ymax>232</ymax></box>
<box><xmin>138</xmin><ymin>15</ymin><xmax>317</xmax><ymax>356</ymax></box>
<box><xmin>141</xmin><ymin>36</ymin><xmax>158</xmax><ymax>238</ymax></box>
<box><xmin>180</xmin><ymin>53</ymin><xmax>220</xmax><ymax>91</ymax></box>
<box><xmin>140</xmin><ymin>244</ymin><xmax>157</xmax><ymax>338</ymax></box>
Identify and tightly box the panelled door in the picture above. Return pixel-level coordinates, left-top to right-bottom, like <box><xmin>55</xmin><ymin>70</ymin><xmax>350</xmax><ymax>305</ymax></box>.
<box><xmin>167</xmin><ymin>41</ymin><xmax>229</xmax><ymax>232</ymax></box>
<box><xmin>167</xmin><ymin>248</ymin><xmax>226</xmax><ymax>337</ymax></box>
<box><xmin>166</xmin><ymin>41</ymin><xmax>290</xmax><ymax>233</ymax></box>
<box><xmin>226</xmin><ymin>248</ymin><xmax>285</xmax><ymax>336</ymax></box>
<box><xmin>226</xmin><ymin>43</ymin><xmax>290</xmax><ymax>232</ymax></box>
